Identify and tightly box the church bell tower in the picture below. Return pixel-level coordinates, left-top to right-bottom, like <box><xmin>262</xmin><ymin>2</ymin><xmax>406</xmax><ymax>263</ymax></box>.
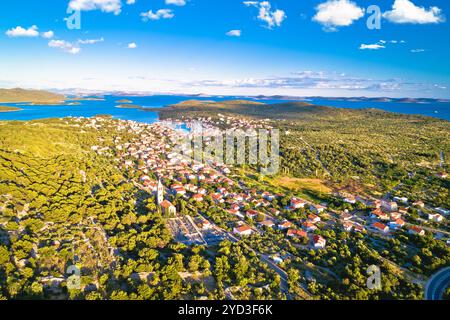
<box><xmin>157</xmin><ymin>179</ymin><xmax>164</xmax><ymax>205</ymax></box>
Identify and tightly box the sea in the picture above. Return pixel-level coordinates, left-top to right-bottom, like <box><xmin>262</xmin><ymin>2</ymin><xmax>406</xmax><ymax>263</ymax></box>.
<box><xmin>0</xmin><ymin>95</ymin><xmax>449</xmax><ymax>122</ymax></box>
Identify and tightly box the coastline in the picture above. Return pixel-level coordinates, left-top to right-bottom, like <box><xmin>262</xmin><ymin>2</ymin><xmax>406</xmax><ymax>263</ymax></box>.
<box><xmin>0</xmin><ymin>106</ymin><xmax>22</xmax><ymax>113</ymax></box>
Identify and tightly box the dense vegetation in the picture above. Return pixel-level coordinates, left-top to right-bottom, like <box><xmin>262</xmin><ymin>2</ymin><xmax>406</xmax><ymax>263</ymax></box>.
<box><xmin>0</xmin><ymin>98</ymin><xmax>449</xmax><ymax>300</ymax></box>
<box><xmin>158</xmin><ymin>100</ymin><xmax>449</xmax><ymax>206</ymax></box>
<box><xmin>0</xmin><ymin>117</ymin><xmax>280</xmax><ymax>300</ymax></box>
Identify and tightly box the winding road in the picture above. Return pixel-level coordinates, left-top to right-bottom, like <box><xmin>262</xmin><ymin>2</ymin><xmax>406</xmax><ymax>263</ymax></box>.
<box><xmin>425</xmin><ymin>266</ymin><xmax>450</xmax><ymax>300</ymax></box>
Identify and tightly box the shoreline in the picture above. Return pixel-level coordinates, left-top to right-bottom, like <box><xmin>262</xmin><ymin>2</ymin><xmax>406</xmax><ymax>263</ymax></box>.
<box><xmin>0</xmin><ymin>106</ymin><xmax>22</xmax><ymax>113</ymax></box>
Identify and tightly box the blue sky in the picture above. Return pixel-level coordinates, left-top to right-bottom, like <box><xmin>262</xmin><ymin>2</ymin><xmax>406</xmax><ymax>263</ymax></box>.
<box><xmin>0</xmin><ymin>0</ymin><xmax>449</xmax><ymax>98</ymax></box>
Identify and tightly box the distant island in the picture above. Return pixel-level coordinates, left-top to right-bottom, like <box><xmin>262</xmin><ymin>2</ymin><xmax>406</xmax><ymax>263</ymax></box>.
<box><xmin>70</xmin><ymin>97</ymin><xmax>106</xmax><ymax>101</ymax></box>
<box><xmin>17</xmin><ymin>101</ymin><xmax>82</xmax><ymax>106</ymax></box>
<box><xmin>247</xmin><ymin>95</ymin><xmax>450</xmax><ymax>104</ymax></box>
<box><xmin>150</xmin><ymin>99</ymin><xmax>392</xmax><ymax>121</ymax></box>
<box><xmin>0</xmin><ymin>106</ymin><xmax>22</xmax><ymax>112</ymax></box>
<box><xmin>115</xmin><ymin>104</ymin><xmax>143</xmax><ymax>109</ymax></box>
<box><xmin>0</xmin><ymin>88</ymin><xmax>65</xmax><ymax>103</ymax></box>
<box><xmin>115</xmin><ymin>99</ymin><xmax>133</xmax><ymax>104</ymax></box>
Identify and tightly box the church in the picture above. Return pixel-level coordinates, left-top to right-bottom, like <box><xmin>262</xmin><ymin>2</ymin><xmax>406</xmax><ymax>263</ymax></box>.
<box><xmin>157</xmin><ymin>179</ymin><xmax>176</xmax><ymax>217</ymax></box>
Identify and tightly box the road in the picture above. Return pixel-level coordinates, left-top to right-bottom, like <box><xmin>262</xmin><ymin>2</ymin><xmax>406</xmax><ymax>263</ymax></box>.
<box><xmin>425</xmin><ymin>266</ymin><xmax>450</xmax><ymax>300</ymax></box>
<box><xmin>192</xmin><ymin>206</ymin><xmax>298</xmax><ymax>299</ymax></box>
<box><xmin>383</xmin><ymin>182</ymin><xmax>403</xmax><ymax>200</ymax></box>
<box><xmin>216</xmin><ymin>222</ymin><xmax>294</xmax><ymax>299</ymax></box>
<box><xmin>404</xmin><ymin>222</ymin><xmax>450</xmax><ymax>237</ymax></box>
<box><xmin>259</xmin><ymin>254</ymin><xmax>292</xmax><ymax>298</ymax></box>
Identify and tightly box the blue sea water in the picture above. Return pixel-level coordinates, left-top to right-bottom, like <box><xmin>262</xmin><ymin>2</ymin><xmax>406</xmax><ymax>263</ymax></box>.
<box><xmin>0</xmin><ymin>95</ymin><xmax>449</xmax><ymax>122</ymax></box>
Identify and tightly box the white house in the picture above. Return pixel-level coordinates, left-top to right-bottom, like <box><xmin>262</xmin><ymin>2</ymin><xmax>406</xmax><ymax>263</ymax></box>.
<box><xmin>408</xmin><ymin>226</ymin><xmax>425</xmax><ymax>236</ymax></box>
<box><xmin>382</xmin><ymin>200</ymin><xmax>398</xmax><ymax>212</ymax></box>
<box><xmin>428</xmin><ymin>213</ymin><xmax>444</xmax><ymax>222</ymax></box>
<box><xmin>313</xmin><ymin>235</ymin><xmax>326</xmax><ymax>249</ymax></box>
<box><xmin>233</xmin><ymin>225</ymin><xmax>253</xmax><ymax>236</ymax></box>
<box><xmin>290</xmin><ymin>198</ymin><xmax>306</xmax><ymax>209</ymax></box>
<box><xmin>310</xmin><ymin>204</ymin><xmax>326</xmax><ymax>214</ymax></box>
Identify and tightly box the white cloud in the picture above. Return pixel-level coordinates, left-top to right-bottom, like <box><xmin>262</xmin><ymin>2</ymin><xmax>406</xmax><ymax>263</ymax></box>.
<box><xmin>141</xmin><ymin>9</ymin><xmax>174</xmax><ymax>21</ymax></box>
<box><xmin>78</xmin><ymin>37</ymin><xmax>104</xmax><ymax>44</ymax></box>
<box><xmin>411</xmin><ymin>48</ymin><xmax>426</xmax><ymax>53</ymax></box>
<box><xmin>359</xmin><ymin>39</ymin><xmax>406</xmax><ymax>50</ymax></box>
<box><xmin>359</xmin><ymin>44</ymin><xmax>385</xmax><ymax>50</ymax></box>
<box><xmin>5</xmin><ymin>25</ymin><xmax>39</xmax><ymax>37</ymax></box>
<box><xmin>165</xmin><ymin>0</ymin><xmax>186</xmax><ymax>6</ymax></box>
<box><xmin>48</xmin><ymin>40</ymin><xmax>81</xmax><ymax>54</ymax></box>
<box><xmin>68</xmin><ymin>0</ymin><xmax>122</xmax><ymax>15</ymax></box>
<box><xmin>126</xmin><ymin>0</ymin><xmax>135</xmax><ymax>4</ymax></box>
<box><xmin>383</xmin><ymin>0</ymin><xmax>444</xmax><ymax>24</ymax></box>
<box><xmin>190</xmin><ymin>71</ymin><xmax>440</xmax><ymax>94</ymax></box>
<box><xmin>244</xmin><ymin>1</ymin><xmax>286</xmax><ymax>29</ymax></box>
<box><xmin>41</xmin><ymin>31</ymin><xmax>54</xmax><ymax>39</ymax></box>
<box><xmin>313</xmin><ymin>0</ymin><xmax>364</xmax><ymax>31</ymax></box>
<box><xmin>128</xmin><ymin>42</ymin><xmax>137</xmax><ymax>49</ymax></box>
<box><xmin>226</xmin><ymin>30</ymin><xmax>242</xmax><ymax>37</ymax></box>
<box><xmin>48</xmin><ymin>38</ymin><xmax>103</xmax><ymax>54</ymax></box>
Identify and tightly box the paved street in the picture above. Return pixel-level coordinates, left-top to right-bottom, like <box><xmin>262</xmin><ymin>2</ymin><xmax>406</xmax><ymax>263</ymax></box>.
<box><xmin>425</xmin><ymin>266</ymin><xmax>450</xmax><ymax>300</ymax></box>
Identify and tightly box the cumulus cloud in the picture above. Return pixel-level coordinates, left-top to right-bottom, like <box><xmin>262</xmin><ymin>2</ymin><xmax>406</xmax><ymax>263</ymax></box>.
<box><xmin>244</xmin><ymin>1</ymin><xmax>286</xmax><ymax>29</ymax></box>
<box><xmin>313</xmin><ymin>0</ymin><xmax>364</xmax><ymax>31</ymax></box>
<box><xmin>359</xmin><ymin>44</ymin><xmax>385</xmax><ymax>50</ymax></box>
<box><xmin>48</xmin><ymin>38</ymin><xmax>103</xmax><ymax>54</ymax></box>
<box><xmin>165</xmin><ymin>0</ymin><xmax>186</xmax><ymax>6</ymax></box>
<box><xmin>48</xmin><ymin>40</ymin><xmax>81</xmax><ymax>54</ymax></box>
<box><xmin>359</xmin><ymin>39</ymin><xmax>406</xmax><ymax>50</ymax></box>
<box><xmin>5</xmin><ymin>25</ymin><xmax>39</xmax><ymax>37</ymax></box>
<box><xmin>78</xmin><ymin>37</ymin><xmax>104</xmax><ymax>44</ymax></box>
<box><xmin>126</xmin><ymin>0</ymin><xmax>135</xmax><ymax>4</ymax></box>
<box><xmin>383</xmin><ymin>0</ymin><xmax>444</xmax><ymax>24</ymax></box>
<box><xmin>226</xmin><ymin>30</ymin><xmax>242</xmax><ymax>37</ymax></box>
<box><xmin>68</xmin><ymin>0</ymin><xmax>123</xmax><ymax>15</ymax></box>
<box><xmin>141</xmin><ymin>9</ymin><xmax>174</xmax><ymax>21</ymax></box>
<box><xmin>188</xmin><ymin>71</ymin><xmax>440</xmax><ymax>93</ymax></box>
<box><xmin>128</xmin><ymin>42</ymin><xmax>137</xmax><ymax>49</ymax></box>
<box><xmin>41</xmin><ymin>30</ymin><xmax>54</xmax><ymax>39</ymax></box>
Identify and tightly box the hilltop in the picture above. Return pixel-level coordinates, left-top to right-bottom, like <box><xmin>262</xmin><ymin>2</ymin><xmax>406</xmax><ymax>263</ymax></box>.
<box><xmin>0</xmin><ymin>88</ymin><xmax>65</xmax><ymax>103</ymax></box>
<box><xmin>153</xmin><ymin>99</ymin><xmax>395</xmax><ymax>121</ymax></box>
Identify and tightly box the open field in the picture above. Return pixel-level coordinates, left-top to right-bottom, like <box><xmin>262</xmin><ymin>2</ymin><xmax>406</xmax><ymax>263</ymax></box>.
<box><xmin>271</xmin><ymin>177</ymin><xmax>332</xmax><ymax>194</ymax></box>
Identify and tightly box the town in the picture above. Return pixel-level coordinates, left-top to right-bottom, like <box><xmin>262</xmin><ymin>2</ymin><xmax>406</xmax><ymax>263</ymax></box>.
<box><xmin>1</xmin><ymin>114</ymin><xmax>448</xmax><ymax>301</ymax></box>
<box><xmin>86</xmin><ymin>115</ymin><xmax>449</xmax><ymax>299</ymax></box>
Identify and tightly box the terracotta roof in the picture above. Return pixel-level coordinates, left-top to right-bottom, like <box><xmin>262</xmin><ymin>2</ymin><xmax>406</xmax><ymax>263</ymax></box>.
<box><xmin>160</xmin><ymin>200</ymin><xmax>174</xmax><ymax>208</ymax></box>
<box><xmin>287</xmin><ymin>229</ymin><xmax>307</xmax><ymax>238</ymax></box>
<box><xmin>235</xmin><ymin>225</ymin><xmax>252</xmax><ymax>233</ymax></box>
<box><xmin>372</xmin><ymin>222</ymin><xmax>388</xmax><ymax>231</ymax></box>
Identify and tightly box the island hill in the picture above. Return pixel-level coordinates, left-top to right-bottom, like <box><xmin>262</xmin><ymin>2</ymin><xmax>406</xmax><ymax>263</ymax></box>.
<box><xmin>0</xmin><ymin>88</ymin><xmax>103</xmax><ymax>106</ymax></box>
<box><xmin>151</xmin><ymin>99</ymin><xmax>449</xmax><ymax>199</ymax></box>
<box><xmin>150</xmin><ymin>99</ymin><xmax>423</xmax><ymax>121</ymax></box>
<box><xmin>0</xmin><ymin>88</ymin><xmax>65</xmax><ymax>104</ymax></box>
<box><xmin>115</xmin><ymin>99</ymin><xmax>133</xmax><ymax>104</ymax></box>
<box><xmin>0</xmin><ymin>106</ymin><xmax>22</xmax><ymax>112</ymax></box>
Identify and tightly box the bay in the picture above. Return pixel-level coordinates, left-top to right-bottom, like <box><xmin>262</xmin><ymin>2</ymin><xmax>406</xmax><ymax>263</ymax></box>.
<box><xmin>0</xmin><ymin>95</ymin><xmax>448</xmax><ymax>122</ymax></box>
